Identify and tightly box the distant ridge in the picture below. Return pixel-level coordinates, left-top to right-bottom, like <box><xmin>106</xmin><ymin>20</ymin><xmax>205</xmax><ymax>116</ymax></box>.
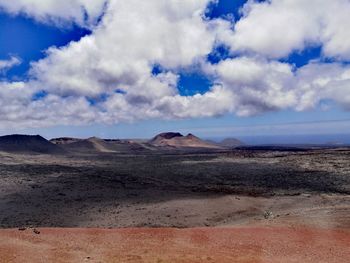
<box><xmin>51</xmin><ymin>137</ymin><xmax>151</xmax><ymax>153</ymax></box>
<box><xmin>149</xmin><ymin>132</ymin><xmax>222</xmax><ymax>149</ymax></box>
<box><xmin>206</xmin><ymin>138</ymin><xmax>244</xmax><ymax>148</ymax></box>
<box><xmin>48</xmin><ymin>133</ymin><xmax>245</xmax><ymax>153</ymax></box>
<box><xmin>0</xmin><ymin>135</ymin><xmax>64</xmax><ymax>154</ymax></box>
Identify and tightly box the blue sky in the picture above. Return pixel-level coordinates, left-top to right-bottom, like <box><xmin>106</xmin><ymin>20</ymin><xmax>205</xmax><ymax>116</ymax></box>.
<box><xmin>0</xmin><ymin>0</ymin><xmax>349</xmax><ymax>143</ymax></box>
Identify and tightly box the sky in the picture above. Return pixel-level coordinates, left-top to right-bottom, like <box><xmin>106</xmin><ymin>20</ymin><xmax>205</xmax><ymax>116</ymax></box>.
<box><xmin>0</xmin><ymin>0</ymin><xmax>350</xmax><ymax>143</ymax></box>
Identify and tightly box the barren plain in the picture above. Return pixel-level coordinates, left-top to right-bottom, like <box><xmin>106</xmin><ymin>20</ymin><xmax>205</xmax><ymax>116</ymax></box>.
<box><xmin>0</xmin><ymin>147</ymin><xmax>349</xmax><ymax>228</ymax></box>
<box><xmin>0</xmin><ymin>146</ymin><xmax>349</xmax><ymax>262</ymax></box>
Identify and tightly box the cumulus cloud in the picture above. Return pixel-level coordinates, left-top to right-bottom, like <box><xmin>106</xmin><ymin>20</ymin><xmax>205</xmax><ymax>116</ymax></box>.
<box><xmin>0</xmin><ymin>56</ymin><xmax>21</xmax><ymax>73</ymax></box>
<box><xmin>220</xmin><ymin>0</ymin><xmax>350</xmax><ymax>60</ymax></box>
<box><xmin>212</xmin><ymin>57</ymin><xmax>350</xmax><ymax>116</ymax></box>
<box><xmin>0</xmin><ymin>0</ymin><xmax>107</xmax><ymax>27</ymax></box>
<box><xmin>295</xmin><ymin>62</ymin><xmax>350</xmax><ymax>111</ymax></box>
<box><xmin>214</xmin><ymin>57</ymin><xmax>297</xmax><ymax>116</ymax></box>
<box><xmin>0</xmin><ymin>81</ymin><xmax>100</xmax><ymax>129</ymax></box>
<box><xmin>30</xmin><ymin>0</ymin><xmax>215</xmax><ymax>96</ymax></box>
<box><xmin>0</xmin><ymin>0</ymin><xmax>349</xmax><ymax>128</ymax></box>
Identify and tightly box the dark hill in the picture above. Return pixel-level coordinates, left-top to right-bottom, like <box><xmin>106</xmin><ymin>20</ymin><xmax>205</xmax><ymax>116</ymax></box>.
<box><xmin>0</xmin><ymin>135</ymin><xmax>64</xmax><ymax>154</ymax></box>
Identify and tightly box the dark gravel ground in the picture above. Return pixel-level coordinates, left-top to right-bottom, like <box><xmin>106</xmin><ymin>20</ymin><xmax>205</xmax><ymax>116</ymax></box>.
<box><xmin>0</xmin><ymin>148</ymin><xmax>349</xmax><ymax>228</ymax></box>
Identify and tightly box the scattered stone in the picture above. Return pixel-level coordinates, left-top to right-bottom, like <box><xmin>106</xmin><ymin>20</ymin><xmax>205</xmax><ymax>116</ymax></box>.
<box><xmin>33</xmin><ymin>228</ymin><xmax>40</xmax><ymax>235</ymax></box>
<box><xmin>263</xmin><ymin>211</ymin><xmax>273</xmax><ymax>219</ymax></box>
<box><xmin>18</xmin><ymin>227</ymin><xmax>26</xmax><ymax>231</ymax></box>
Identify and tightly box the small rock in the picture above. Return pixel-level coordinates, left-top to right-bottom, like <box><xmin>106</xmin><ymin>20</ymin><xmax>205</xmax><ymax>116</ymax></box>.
<box><xmin>263</xmin><ymin>211</ymin><xmax>273</xmax><ymax>219</ymax></box>
<box><xmin>18</xmin><ymin>227</ymin><xmax>26</xmax><ymax>231</ymax></box>
<box><xmin>33</xmin><ymin>228</ymin><xmax>40</xmax><ymax>235</ymax></box>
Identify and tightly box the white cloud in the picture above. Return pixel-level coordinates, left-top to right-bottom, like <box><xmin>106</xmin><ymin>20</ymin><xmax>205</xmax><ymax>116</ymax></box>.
<box><xmin>0</xmin><ymin>0</ymin><xmax>106</xmax><ymax>27</ymax></box>
<box><xmin>29</xmin><ymin>0</ymin><xmax>215</xmax><ymax>98</ymax></box>
<box><xmin>295</xmin><ymin>62</ymin><xmax>350</xmax><ymax>111</ymax></box>
<box><xmin>0</xmin><ymin>56</ymin><xmax>21</xmax><ymax>73</ymax></box>
<box><xmin>220</xmin><ymin>0</ymin><xmax>350</xmax><ymax>60</ymax></box>
<box><xmin>0</xmin><ymin>0</ymin><xmax>349</xmax><ymax>129</ymax></box>
<box><xmin>213</xmin><ymin>57</ymin><xmax>350</xmax><ymax>116</ymax></box>
<box><xmin>214</xmin><ymin>57</ymin><xmax>297</xmax><ymax>116</ymax></box>
<box><xmin>0</xmin><ymin>81</ymin><xmax>100</xmax><ymax>128</ymax></box>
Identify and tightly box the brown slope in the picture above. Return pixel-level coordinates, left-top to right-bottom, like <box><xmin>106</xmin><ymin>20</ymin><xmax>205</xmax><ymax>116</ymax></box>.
<box><xmin>60</xmin><ymin>137</ymin><xmax>150</xmax><ymax>153</ymax></box>
<box><xmin>150</xmin><ymin>132</ymin><xmax>222</xmax><ymax>149</ymax></box>
<box><xmin>61</xmin><ymin>137</ymin><xmax>116</xmax><ymax>153</ymax></box>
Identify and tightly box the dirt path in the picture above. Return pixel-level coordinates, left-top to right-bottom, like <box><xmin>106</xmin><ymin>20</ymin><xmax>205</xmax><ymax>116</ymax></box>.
<box><xmin>0</xmin><ymin>227</ymin><xmax>349</xmax><ymax>263</ymax></box>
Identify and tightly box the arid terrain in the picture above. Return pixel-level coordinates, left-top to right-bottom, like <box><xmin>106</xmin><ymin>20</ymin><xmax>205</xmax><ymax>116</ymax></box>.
<box><xmin>1</xmin><ymin>227</ymin><xmax>349</xmax><ymax>263</ymax></box>
<box><xmin>0</xmin><ymin>134</ymin><xmax>349</xmax><ymax>262</ymax></box>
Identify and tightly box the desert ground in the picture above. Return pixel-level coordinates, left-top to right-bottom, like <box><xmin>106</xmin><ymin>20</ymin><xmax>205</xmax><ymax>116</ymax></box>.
<box><xmin>1</xmin><ymin>227</ymin><xmax>349</xmax><ymax>263</ymax></box>
<box><xmin>0</xmin><ymin>140</ymin><xmax>349</xmax><ymax>262</ymax></box>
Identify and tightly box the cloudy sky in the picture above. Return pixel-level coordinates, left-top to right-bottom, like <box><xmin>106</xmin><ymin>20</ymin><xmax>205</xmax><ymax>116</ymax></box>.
<box><xmin>0</xmin><ymin>0</ymin><xmax>350</xmax><ymax>140</ymax></box>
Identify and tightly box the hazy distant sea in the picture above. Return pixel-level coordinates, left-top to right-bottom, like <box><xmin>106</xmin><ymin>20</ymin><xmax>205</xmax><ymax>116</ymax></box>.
<box><xmin>209</xmin><ymin>134</ymin><xmax>350</xmax><ymax>146</ymax></box>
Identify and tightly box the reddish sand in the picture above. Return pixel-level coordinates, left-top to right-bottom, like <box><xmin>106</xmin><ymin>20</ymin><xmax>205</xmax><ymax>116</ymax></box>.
<box><xmin>0</xmin><ymin>227</ymin><xmax>349</xmax><ymax>263</ymax></box>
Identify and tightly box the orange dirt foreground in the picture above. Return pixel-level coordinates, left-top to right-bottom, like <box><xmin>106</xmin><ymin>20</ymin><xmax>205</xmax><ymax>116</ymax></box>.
<box><xmin>0</xmin><ymin>227</ymin><xmax>349</xmax><ymax>263</ymax></box>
